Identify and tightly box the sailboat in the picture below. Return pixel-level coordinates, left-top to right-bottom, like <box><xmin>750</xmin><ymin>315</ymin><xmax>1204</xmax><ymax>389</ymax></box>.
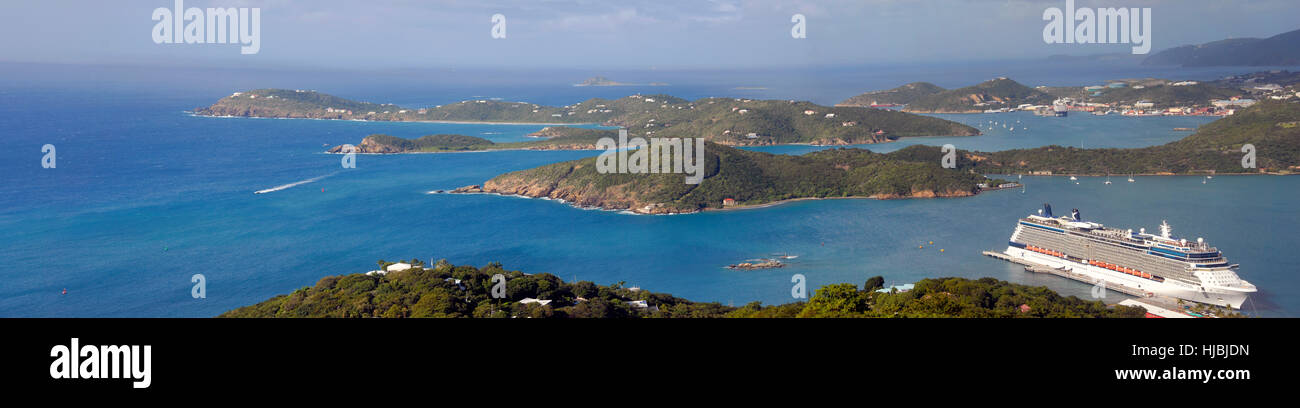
<box><xmin>1104</xmin><ymin>175</ymin><xmax>1112</xmax><ymax>185</ymax></box>
<box><xmin>1128</xmin><ymin>173</ymin><xmax>1135</xmax><ymax>183</ymax></box>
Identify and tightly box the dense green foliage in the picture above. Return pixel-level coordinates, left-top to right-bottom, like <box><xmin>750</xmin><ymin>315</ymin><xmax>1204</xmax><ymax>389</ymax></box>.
<box><xmin>219</xmin><ymin>261</ymin><xmax>1146</xmax><ymax>318</ymax></box>
<box><xmin>902</xmin><ymin>78</ymin><xmax>1053</xmax><ymax>113</ymax></box>
<box><xmin>364</xmin><ymin>134</ymin><xmax>497</xmax><ymax>152</ymax></box>
<box><xmin>838</xmin><ymin>82</ymin><xmax>946</xmax><ymax>106</ymax></box>
<box><xmin>198</xmin><ymin>89</ymin><xmax>980</xmax><ymax>145</ymax></box>
<box><xmin>938</xmin><ymin>100</ymin><xmax>1300</xmax><ymax>175</ymax></box>
<box><xmin>481</xmin><ymin>142</ymin><xmax>1003</xmax><ymax>212</ymax></box>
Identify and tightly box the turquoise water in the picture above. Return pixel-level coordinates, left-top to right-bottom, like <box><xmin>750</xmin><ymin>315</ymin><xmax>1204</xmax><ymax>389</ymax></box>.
<box><xmin>0</xmin><ymin>81</ymin><xmax>1294</xmax><ymax>317</ymax></box>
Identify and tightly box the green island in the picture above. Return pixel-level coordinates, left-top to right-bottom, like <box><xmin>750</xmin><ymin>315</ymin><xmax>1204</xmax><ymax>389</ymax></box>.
<box><xmin>218</xmin><ymin>259</ymin><xmax>1149</xmax><ymax>318</ymax></box>
<box><xmin>929</xmin><ymin>99</ymin><xmax>1300</xmax><ymax>175</ymax></box>
<box><xmin>199</xmin><ymin>89</ymin><xmax>979</xmax><ymax>146</ymax></box>
<box><xmin>450</xmin><ymin>142</ymin><xmax>1012</xmax><ymax>214</ymax></box>
<box><xmin>840</xmin><ymin>71</ymin><xmax>1299</xmax><ymax>112</ymax></box>
<box><xmin>326</xmin><ymin>128</ymin><xmax>618</xmax><ymax>153</ymax></box>
<box><xmin>834</xmin><ymin>77</ymin><xmax>1053</xmax><ymax>113</ymax></box>
<box><xmin>900</xmin><ymin>77</ymin><xmax>1054</xmax><ymax>113</ymax></box>
<box><xmin>1142</xmin><ymin>28</ymin><xmax>1300</xmax><ymax>67</ymax></box>
<box><xmin>836</xmin><ymin>81</ymin><xmax>945</xmax><ymax>107</ymax></box>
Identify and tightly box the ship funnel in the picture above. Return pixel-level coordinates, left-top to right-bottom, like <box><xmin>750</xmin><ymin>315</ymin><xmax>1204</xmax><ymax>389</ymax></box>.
<box><xmin>1043</xmin><ymin>203</ymin><xmax>1053</xmax><ymax>218</ymax></box>
<box><xmin>1071</xmin><ymin>208</ymin><xmax>1082</xmax><ymax>222</ymax></box>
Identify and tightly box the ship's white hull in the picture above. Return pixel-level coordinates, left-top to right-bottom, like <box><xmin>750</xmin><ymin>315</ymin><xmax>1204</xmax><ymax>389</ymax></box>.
<box><xmin>1004</xmin><ymin>247</ymin><xmax>1250</xmax><ymax>309</ymax></box>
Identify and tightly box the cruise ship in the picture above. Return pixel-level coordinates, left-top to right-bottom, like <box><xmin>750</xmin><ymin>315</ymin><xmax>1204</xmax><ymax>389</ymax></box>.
<box><xmin>1002</xmin><ymin>204</ymin><xmax>1256</xmax><ymax>308</ymax></box>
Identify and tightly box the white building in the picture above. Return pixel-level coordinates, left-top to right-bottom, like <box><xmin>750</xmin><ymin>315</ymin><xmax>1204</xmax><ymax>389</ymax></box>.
<box><xmin>386</xmin><ymin>263</ymin><xmax>413</xmax><ymax>273</ymax></box>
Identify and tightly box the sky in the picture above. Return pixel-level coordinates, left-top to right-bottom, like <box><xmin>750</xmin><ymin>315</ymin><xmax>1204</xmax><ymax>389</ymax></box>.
<box><xmin>2</xmin><ymin>0</ymin><xmax>1298</xmax><ymax>70</ymax></box>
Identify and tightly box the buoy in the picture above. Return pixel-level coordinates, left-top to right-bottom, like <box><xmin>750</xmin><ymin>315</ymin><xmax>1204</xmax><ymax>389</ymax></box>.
<box><xmin>919</xmin><ymin>245</ymin><xmax>924</xmax><ymax>249</ymax></box>
<box><xmin>940</xmin><ymin>249</ymin><xmax>945</xmax><ymax>252</ymax></box>
<box><xmin>928</xmin><ymin>241</ymin><xmax>933</xmax><ymax>245</ymax></box>
<box><xmin>61</xmin><ymin>288</ymin><xmax>67</xmax><ymax>295</ymax></box>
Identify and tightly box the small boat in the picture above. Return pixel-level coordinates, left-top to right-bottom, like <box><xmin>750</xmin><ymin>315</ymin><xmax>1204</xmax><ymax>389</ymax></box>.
<box><xmin>1069</xmin><ymin>176</ymin><xmax>1078</xmax><ymax>181</ymax></box>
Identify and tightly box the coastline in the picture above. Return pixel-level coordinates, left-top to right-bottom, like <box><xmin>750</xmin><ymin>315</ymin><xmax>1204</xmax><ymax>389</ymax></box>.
<box><xmin>190</xmin><ymin>112</ymin><xmax>600</xmax><ymax>126</ymax></box>
<box><xmin>444</xmin><ymin>187</ymin><xmax>1002</xmax><ymax>215</ymax></box>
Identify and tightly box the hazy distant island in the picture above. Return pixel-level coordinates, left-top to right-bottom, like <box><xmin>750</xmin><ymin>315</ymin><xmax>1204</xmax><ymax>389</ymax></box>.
<box><xmin>204</xmin><ymin>89</ymin><xmax>980</xmax><ymax>147</ymax></box>
<box><xmin>936</xmin><ymin>99</ymin><xmax>1300</xmax><ymax>176</ymax></box>
<box><xmin>573</xmin><ymin>76</ymin><xmax>666</xmax><ymax>87</ymax></box>
<box><xmin>449</xmin><ymin>142</ymin><xmax>1014</xmax><ymax>214</ymax></box>
<box><xmin>219</xmin><ymin>259</ymin><xmax>1147</xmax><ymax>318</ymax></box>
<box><xmin>1142</xmin><ymin>28</ymin><xmax>1300</xmax><ymax>67</ymax></box>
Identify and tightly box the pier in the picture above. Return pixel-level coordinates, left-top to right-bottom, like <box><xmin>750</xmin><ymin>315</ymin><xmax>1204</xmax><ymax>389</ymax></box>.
<box><xmin>982</xmin><ymin>250</ymin><xmax>1153</xmax><ymax>298</ymax></box>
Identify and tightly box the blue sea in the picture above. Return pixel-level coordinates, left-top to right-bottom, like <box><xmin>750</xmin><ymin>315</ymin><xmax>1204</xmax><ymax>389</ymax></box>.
<box><xmin>1</xmin><ymin>61</ymin><xmax>1296</xmax><ymax>317</ymax></box>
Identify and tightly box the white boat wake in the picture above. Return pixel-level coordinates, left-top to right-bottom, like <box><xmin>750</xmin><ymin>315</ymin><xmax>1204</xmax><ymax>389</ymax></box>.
<box><xmin>254</xmin><ymin>173</ymin><xmax>336</xmax><ymax>194</ymax></box>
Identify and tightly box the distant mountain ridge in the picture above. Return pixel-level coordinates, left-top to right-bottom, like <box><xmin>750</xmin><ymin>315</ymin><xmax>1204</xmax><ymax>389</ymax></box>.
<box><xmin>1143</xmin><ymin>28</ymin><xmax>1300</xmax><ymax>67</ymax></box>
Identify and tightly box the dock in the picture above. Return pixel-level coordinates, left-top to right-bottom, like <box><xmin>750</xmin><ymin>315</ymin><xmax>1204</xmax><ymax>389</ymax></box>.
<box><xmin>982</xmin><ymin>250</ymin><xmax>1152</xmax><ymax>298</ymax></box>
